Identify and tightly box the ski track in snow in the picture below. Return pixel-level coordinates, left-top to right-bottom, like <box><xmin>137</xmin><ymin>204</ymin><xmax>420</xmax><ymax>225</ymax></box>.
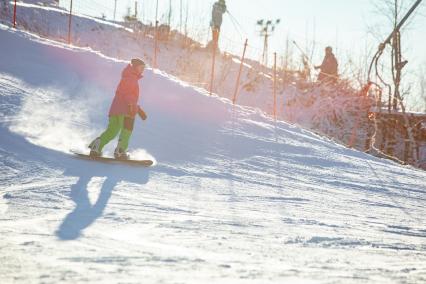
<box><xmin>0</xmin><ymin>25</ymin><xmax>426</xmax><ymax>283</ymax></box>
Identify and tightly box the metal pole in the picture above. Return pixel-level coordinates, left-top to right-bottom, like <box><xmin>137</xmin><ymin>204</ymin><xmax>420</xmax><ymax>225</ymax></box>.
<box><xmin>168</xmin><ymin>0</ymin><xmax>171</xmax><ymax>27</ymax></box>
<box><xmin>13</xmin><ymin>0</ymin><xmax>17</xmax><ymax>28</ymax></box>
<box><xmin>67</xmin><ymin>0</ymin><xmax>73</xmax><ymax>45</ymax></box>
<box><xmin>232</xmin><ymin>39</ymin><xmax>248</xmax><ymax>104</ymax></box>
<box><xmin>155</xmin><ymin>0</ymin><xmax>159</xmax><ymax>24</ymax></box>
<box><xmin>114</xmin><ymin>0</ymin><xmax>117</xmax><ymax>21</ymax></box>
<box><xmin>368</xmin><ymin>0</ymin><xmax>423</xmax><ymax>79</ymax></box>
<box><xmin>382</xmin><ymin>0</ymin><xmax>423</xmax><ymax>47</ymax></box>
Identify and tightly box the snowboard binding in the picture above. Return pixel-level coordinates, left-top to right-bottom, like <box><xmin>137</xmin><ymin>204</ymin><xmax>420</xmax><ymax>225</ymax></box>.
<box><xmin>88</xmin><ymin>137</ymin><xmax>102</xmax><ymax>158</ymax></box>
<box><xmin>114</xmin><ymin>147</ymin><xmax>130</xmax><ymax>160</ymax></box>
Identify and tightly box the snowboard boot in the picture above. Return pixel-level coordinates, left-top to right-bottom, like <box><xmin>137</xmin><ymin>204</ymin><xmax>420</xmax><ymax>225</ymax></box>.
<box><xmin>88</xmin><ymin>137</ymin><xmax>102</xmax><ymax>157</ymax></box>
<box><xmin>114</xmin><ymin>147</ymin><xmax>130</xmax><ymax>160</ymax></box>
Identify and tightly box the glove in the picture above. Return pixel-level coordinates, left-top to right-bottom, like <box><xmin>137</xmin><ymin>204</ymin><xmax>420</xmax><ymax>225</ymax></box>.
<box><xmin>138</xmin><ymin>106</ymin><xmax>147</xmax><ymax>121</ymax></box>
<box><xmin>128</xmin><ymin>104</ymin><xmax>138</xmax><ymax>117</ymax></box>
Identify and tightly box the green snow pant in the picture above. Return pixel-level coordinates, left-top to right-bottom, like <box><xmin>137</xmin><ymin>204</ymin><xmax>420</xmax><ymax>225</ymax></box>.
<box><xmin>99</xmin><ymin>115</ymin><xmax>135</xmax><ymax>151</ymax></box>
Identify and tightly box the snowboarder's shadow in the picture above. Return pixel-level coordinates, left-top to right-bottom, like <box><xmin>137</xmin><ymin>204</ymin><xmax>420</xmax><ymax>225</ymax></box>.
<box><xmin>1</xmin><ymin>130</ymin><xmax>151</xmax><ymax>241</ymax></box>
<box><xmin>56</xmin><ymin>160</ymin><xmax>150</xmax><ymax>241</ymax></box>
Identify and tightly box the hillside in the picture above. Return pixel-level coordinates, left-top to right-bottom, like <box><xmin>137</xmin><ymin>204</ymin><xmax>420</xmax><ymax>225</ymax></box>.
<box><xmin>5</xmin><ymin>1</ymin><xmax>425</xmax><ymax>169</ymax></box>
<box><xmin>1</xmin><ymin>24</ymin><xmax>426</xmax><ymax>283</ymax></box>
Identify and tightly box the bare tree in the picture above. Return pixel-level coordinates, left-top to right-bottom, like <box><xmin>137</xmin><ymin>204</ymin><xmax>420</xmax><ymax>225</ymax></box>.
<box><xmin>369</xmin><ymin>0</ymin><xmax>416</xmax><ymax>112</ymax></box>
<box><xmin>367</xmin><ymin>0</ymin><xmax>424</xmax><ymax>165</ymax></box>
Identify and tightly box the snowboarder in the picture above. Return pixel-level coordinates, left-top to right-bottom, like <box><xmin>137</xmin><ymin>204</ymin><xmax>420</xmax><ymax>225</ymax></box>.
<box><xmin>88</xmin><ymin>58</ymin><xmax>147</xmax><ymax>160</ymax></box>
<box><xmin>315</xmin><ymin>46</ymin><xmax>338</xmax><ymax>84</ymax></box>
<box><xmin>210</xmin><ymin>0</ymin><xmax>227</xmax><ymax>47</ymax></box>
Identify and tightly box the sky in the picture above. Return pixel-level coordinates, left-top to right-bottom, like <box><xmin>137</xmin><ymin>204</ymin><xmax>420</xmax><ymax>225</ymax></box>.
<box><xmin>59</xmin><ymin>1</ymin><xmax>426</xmax><ymax>59</ymax></box>
<box><xmin>59</xmin><ymin>0</ymin><xmax>426</xmax><ymax>106</ymax></box>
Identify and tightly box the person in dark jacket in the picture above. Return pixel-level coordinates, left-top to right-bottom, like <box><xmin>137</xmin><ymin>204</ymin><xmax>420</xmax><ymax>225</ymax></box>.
<box><xmin>88</xmin><ymin>58</ymin><xmax>147</xmax><ymax>160</ymax></box>
<box><xmin>210</xmin><ymin>0</ymin><xmax>227</xmax><ymax>46</ymax></box>
<box><xmin>315</xmin><ymin>46</ymin><xmax>338</xmax><ymax>84</ymax></box>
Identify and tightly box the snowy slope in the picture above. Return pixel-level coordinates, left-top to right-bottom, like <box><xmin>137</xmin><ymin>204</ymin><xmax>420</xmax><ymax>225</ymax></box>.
<box><xmin>1</xmin><ymin>25</ymin><xmax>426</xmax><ymax>284</ymax></box>
<box><xmin>8</xmin><ymin>1</ymin><xmax>422</xmax><ymax>168</ymax></box>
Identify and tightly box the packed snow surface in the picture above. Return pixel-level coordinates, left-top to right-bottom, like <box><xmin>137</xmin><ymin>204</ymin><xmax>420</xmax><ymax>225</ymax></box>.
<box><xmin>1</xmin><ymin>25</ymin><xmax>426</xmax><ymax>283</ymax></box>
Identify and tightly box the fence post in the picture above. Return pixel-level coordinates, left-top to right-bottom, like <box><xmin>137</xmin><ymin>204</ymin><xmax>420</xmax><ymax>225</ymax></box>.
<box><xmin>153</xmin><ymin>0</ymin><xmax>159</xmax><ymax>68</ymax></box>
<box><xmin>153</xmin><ymin>20</ymin><xmax>159</xmax><ymax>68</ymax></box>
<box><xmin>13</xmin><ymin>0</ymin><xmax>17</xmax><ymax>28</ymax></box>
<box><xmin>67</xmin><ymin>0</ymin><xmax>73</xmax><ymax>45</ymax></box>
<box><xmin>209</xmin><ymin>29</ymin><xmax>219</xmax><ymax>96</ymax></box>
<box><xmin>232</xmin><ymin>39</ymin><xmax>248</xmax><ymax>104</ymax></box>
<box><xmin>273</xmin><ymin>52</ymin><xmax>277</xmax><ymax>120</ymax></box>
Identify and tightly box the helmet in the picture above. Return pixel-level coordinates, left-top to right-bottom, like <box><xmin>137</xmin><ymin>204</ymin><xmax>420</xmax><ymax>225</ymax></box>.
<box><xmin>131</xmin><ymin>58</ymin><xmax>145</xmax><ymax>67</ymax></box>
<box><xmin>325</xmin><ymin>46</ymin><xmax>332</xmax><ymax>53</ymax></box>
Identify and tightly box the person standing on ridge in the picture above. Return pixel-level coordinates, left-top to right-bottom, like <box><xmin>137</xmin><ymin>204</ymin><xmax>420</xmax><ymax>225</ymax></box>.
<box><xmin>88</xmin><ymin>58</ymin><xmax>147</xmax><ymax>160</ymax></box>
<box><xmin>315</xmin><ymin>46</ymin><xmax>338</xmax><ymax>84</ymax></box>
<box><xmin>210</xmin><ymin>0</ymin><xmax>227</xmax><ymax>48</ymax></box>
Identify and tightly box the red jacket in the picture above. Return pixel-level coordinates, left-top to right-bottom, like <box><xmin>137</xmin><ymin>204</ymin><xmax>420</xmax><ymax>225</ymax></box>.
<box><xmin>109</xmin><ymin>64</ymin><xmax>142</xmax><ymax>116</ymax></box>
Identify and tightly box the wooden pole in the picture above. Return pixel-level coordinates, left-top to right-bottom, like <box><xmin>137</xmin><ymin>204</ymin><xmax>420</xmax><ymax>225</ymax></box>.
<box><xmin>232</xmin><ymin>39</ymin><xmax>248</xmax><ymax>104</ymax></box>
<box><xmin>180</xmin><ymin>0</ymin><xmax>183</xmax><ymax>34</ymax></box>
<box><xmin>153</xmin><ymin>0</ymin><xmax>159</xmax><ymax>68</ymax></box>
<box><xmin>273</xmin><ymin>52</ymin><xmax>277</xmax><ymax>120</ymax></box>
<box><xmin>209</xmin><ymin>29</ymin><xmax>219</xmax><ymax>95</ymax></box>
<box><xmin>67</xmin><ymin>0</ymin><xmax>73</xmax><ymax>45</ymax></box>
<box><xmin>13</xmin><ymin>0</ymin><xmax>17</xmax><ymax>28</ymax></box>
<box><xmin>185</xmin><ymin>0</ymin><xmax>188</xmax><ymax>37</ymax></box>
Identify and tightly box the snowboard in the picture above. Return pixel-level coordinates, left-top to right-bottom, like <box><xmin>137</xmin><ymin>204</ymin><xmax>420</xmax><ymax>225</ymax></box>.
<box><xmin>71</xmin><ymin>150</ymin><xmax>154</xmax><ymax>167</ymax></box>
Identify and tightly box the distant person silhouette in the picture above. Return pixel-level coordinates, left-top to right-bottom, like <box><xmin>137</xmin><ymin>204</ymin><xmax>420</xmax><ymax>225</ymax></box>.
<box><xmin>315</xmin><ymin>46</ymin><xmax>338</xmax><ymax>84</ymax></box>
<box><xmin>210</xmin><ymin>0</ymin><xmax>227</xmax><ymax>48</ymax></box>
